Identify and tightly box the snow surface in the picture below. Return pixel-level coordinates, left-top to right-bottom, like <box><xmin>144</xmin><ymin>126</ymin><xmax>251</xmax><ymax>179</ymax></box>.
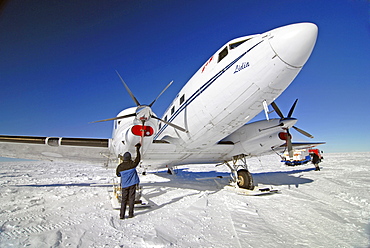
<box><xmin>0</xmin><ymin>152</ymin><xmax>369</xmax><ymax>248</ymax></box>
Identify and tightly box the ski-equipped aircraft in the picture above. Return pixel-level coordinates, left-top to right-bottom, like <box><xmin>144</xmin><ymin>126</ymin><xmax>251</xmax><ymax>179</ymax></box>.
<box><xmin>0</xmin><ymin>22</ymin><xmax>324</xmax><ymax>190</ymax></box>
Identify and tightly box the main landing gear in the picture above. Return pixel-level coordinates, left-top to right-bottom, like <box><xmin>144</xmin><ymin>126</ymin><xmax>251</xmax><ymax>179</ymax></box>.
<box><xmin>224</xmin><ymin>154</ymin><xmax>254</xmax><ymax>190</ymax></box>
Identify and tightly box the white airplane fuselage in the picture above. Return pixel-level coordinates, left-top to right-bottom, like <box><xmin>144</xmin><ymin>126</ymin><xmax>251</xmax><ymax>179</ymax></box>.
<box><xmin>111</xmin><ymin>22</ymin><xmax>318</xmax><ymax>167</ymax></box>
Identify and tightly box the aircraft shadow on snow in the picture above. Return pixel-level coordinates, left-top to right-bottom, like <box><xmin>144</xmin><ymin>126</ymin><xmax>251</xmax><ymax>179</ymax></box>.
<box><xmin>130</xmin><ymin>167</ymin><xmax>316</xmax><ymax>215</ymax></box>
<box><xmin>11</xmin><ymin>167</ymin><xmax>315</xmax><ymax>215</ymax></box>
<box><xmin>146</xmin><ymin>166</ymin><xmax>316</xmax><ymax>190</ymax></box>
<box><xmin>12</xmin><ymin>183</ymin><xmax>112</xmax><ymax>187</ymax></box>
<box><xmin>11</xmin><ymin>167</ymin><xmax>315</xmax><ymax>189</ymax></box>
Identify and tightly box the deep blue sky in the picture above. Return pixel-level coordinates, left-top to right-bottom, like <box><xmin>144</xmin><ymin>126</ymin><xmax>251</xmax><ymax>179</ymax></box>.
<box><xmin>0</xmin><ymin>0</ymin><xmax>369</xmax><ymax>153</ymax></box>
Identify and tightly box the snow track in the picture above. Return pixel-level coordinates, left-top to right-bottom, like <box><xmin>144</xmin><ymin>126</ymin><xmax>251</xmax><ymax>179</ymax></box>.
<box><xmin>1</xmin><ymin>153</ymin><xmax>369</xmax><ymax>247</ymax></box>
<box><xmin>2</xmin><ymin>217</ymin><xmax>82</xmax><ymax>239</ymax></box>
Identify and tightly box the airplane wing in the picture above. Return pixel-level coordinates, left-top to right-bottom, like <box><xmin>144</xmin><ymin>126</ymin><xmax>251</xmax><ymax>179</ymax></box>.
<box><xmin>141</xmin><ymin>140</ymin><xmax>235</xmax><ymax>167</ymax></box>
<box><xmin>274</xmin><ymin>141</ymin><xmax>326</xmax><ymax>152</ymax></box>
<box><xmin>141</xmin><ymin>139</ymin><xmax>326</xmax><ymax>168</ymax></box>
<box><xmin>0</xmin><ymin>135</ymin><xmax>112</xmax><ymax>165</ymax></box>
<box><xmin>0</xmin><ymin>134</ymin><xmax>234</xmax><ymax>168</ymax></box>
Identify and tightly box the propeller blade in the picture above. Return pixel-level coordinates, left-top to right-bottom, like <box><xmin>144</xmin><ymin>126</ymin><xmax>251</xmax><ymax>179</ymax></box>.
<box><xmin>292</xmin><ymin>126</ymin><xmax>314</xmax><ymax>138</ymax></box>
<box><xmin>149</xmin><ymin>80</ymin><xmax>173</xmax><ymax>107</ymax></box>
<box><xmin>271</xmin><ymin>102</ymin><xmax>284</xmax><ymax>119</ymax></box>
<box><xmin>116</xmin><ymin>70</ymin><xmax>141</xmax><ymax>106</ymax></box>
<box><xmin>90</xmin><ymin>113</ymin><xmax>136</xmax><ymax>123</ymax></box>
<box><xmin>151</xmin><ymin>115</ymin><xmax>188</xmax><ymax>133</ymax></box>
<box><xmin>287</xmin><ymin>99</ymin><xmax>298</xmax><ymax>118</ymax></box>
<box><xmin>286</xmin><ymin>130</ymin><xmax>293</xmax><ymax>158</ymax></box>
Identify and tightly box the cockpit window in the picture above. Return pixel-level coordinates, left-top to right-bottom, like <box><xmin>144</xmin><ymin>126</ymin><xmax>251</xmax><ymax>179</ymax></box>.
<box><xmin>218</xmin><ymin>46</ymin><xmax>228</xmax><ymax>63</ymax></box>
<box><xmin>229</xmin><ymin>38</ymin><xmax>253</xmax><ymax>50</ymax></box>
<box><xmin>180</xmin><ymin>94</ymin><xmax>185</xmax><ymax>105</ymax></box>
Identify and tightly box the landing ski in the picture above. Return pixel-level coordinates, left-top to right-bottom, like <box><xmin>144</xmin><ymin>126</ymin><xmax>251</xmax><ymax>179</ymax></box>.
<box><xmin>224</xmin><ymin>185</ymin><xmax>280</xmax><ymax>196</ymax></box>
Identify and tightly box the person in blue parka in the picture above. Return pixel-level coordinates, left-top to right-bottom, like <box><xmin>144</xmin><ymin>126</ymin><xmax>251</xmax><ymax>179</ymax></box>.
<box><xmin>116</xmin><ymin>143</ymin><xmax>141</xmax><ymax>219</ymax></box>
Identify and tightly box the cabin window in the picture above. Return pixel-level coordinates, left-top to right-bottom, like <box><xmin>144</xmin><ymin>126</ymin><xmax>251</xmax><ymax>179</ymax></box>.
<box><xmin>164</xmin><ymin>115</ymin><xmax>167</xmax><ymax>122</ymax></box>
<box><xmin>229</xmin><ymin>38</ymin><xmax>251</xmax><ymax>50</ymax></box>
<box><xmin>171</xmin><ymin>106</ymin><xmax>175</xmax><ymax>115</ymax></box>
<box><xmin>218</xmin><ymin>47</ymin><xmax>228</xmax><ymax>62</ymax></box>
<box><xmin>180</xmin><ymin>94</ymin><xmax>185</xmax><ymax>105</ymax></box>
<box><xmin>159</xmin><ymin>123</ymin><xmax>162</xmax><ymax>130</ymax></box>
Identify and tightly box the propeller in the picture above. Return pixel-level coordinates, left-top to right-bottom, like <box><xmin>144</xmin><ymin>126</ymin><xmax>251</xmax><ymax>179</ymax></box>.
<box><xmin>92</xmin><ymin>71</ymin><xmax>188</xmax><ymax>136</ymax></box>
<box><xmin>271</xmin><ymin>99</ymin><xmax>314</xmax><ymax>158</ymax></box>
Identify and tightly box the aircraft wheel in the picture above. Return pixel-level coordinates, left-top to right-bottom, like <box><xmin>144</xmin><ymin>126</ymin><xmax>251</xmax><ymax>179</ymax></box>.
<box><xmin>237</xmin><ymin>169</ymin><xmax>254</xmax><ymax>190</ymax></box>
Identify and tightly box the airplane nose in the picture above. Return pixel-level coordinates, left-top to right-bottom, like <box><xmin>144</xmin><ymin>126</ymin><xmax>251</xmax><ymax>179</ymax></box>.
<box><xmin>268</xmin><ymin>23</ymin><xmax>318</xmax><ymax>68</ymax></box>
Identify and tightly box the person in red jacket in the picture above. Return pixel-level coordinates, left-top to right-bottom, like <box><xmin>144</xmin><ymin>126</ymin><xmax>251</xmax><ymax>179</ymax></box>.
<box><xmin>116</xmin><ymin>143</ymin><xmax>141</xmax><ymax>219</ymax></box>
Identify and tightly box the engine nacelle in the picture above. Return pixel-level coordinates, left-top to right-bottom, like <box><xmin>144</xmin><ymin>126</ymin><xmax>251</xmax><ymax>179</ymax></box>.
<box><xmin>110</xmin><ymin>107</ymin><xmax>158</xmax><ymax>159</ymax></box>
<box><xmin>222</xmin><ymin>119</ymin><xmax>287</xmax><ymax>156</ymax></box>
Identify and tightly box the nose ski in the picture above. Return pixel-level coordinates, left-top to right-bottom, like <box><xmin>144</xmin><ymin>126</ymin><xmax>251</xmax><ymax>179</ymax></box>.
<box><xmin>224</xmin><ymin>185</ymin><xmax>280</xmax><ymax>196</ymax></box>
